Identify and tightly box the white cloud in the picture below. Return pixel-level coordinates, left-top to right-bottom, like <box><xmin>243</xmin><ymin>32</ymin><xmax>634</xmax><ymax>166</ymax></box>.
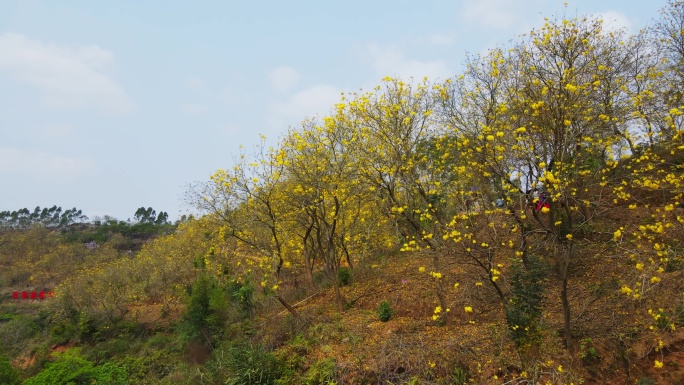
<box><xmin>269</xmin><ymin>66</ymin><xmax>300</xmax><ymax>93</ymax></box>
<box><xmin>591</xmin><ymin>11</ymin><xmax>632</xmax><ymax>33</ymax></box>
<box><xmin>364</xmin><ymin>44</ymin><xmax>452</xmax><ymax>81</ymax></box>
<box><xmin>461</xmin><ymin>0</ymin><xmax>519</xmax><ymax>29</ymax></box>
<box><xmin>460</xmin><ymin>0</ymin><xmax>544</xmax><ymax>30</ymax></box>
<box><xmin>0</xmin><ymin>32</ymin><xmax>134</xmax><ymax>113</ymax></box>
<box><xmin>0</xmin><ymin>147</ymin><xmax>98</xmax><ymax>183</ymax></box>
<box><xmin>180</xmin><ymin>103</ymin><xmax>209</xmax><ymax>115</ymax></box>
<box><xmin>270</xmin><ymin>84</ymin><xmax>341</xmax><ymax>128</ymax></box>
<box><xmin>426</xmin><ymin>33</ymin><xmax>457</xmax><ymax>47</ymax></box>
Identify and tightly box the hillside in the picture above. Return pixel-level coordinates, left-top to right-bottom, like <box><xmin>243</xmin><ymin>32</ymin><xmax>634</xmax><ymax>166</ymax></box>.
<box><xmin>5</xmin><ymin>3</ymin><xmax>684</xmax><ymax>384</ymax></box>
<box><xmin>1</xmin><ymin>178</ymin><xmax>684</xmax><ymax>384</ymax></box>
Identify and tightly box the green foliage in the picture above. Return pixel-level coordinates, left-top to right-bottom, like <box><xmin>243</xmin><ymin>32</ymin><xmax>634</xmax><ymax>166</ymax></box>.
<box><xmin>61</xmin><ymin>213</ymin><xmax>176</xmax><ymax>249</ymax></box>
<box><xmin>227</xmin><ymin>280</ymin><xmax>255</xmax><ymax>318</ymax></box>
<box><xmin>0</xmin><ymin>315</ymin><xmax>38</xmax><ymax>355</ymax></box>
<box><xmin>665</xmin><ymin>255</ymin><xmax>684</xmax><ymax>272</ymax></box>
<box><xmin>313</xmin><ymin>270</ymin><xmax>333</xmax><ymax>289</ymax></box>
<box><xmin>650</xmin><ymin>308</ymin><xmax>673</xmax><ymax>331</ymax></box>
<box><xmin>675</xmin><ymin>303</ymin><xmax>684</xmax><ymax>326</ymax></box>
<box><xmin>222</xmin><ymin>343</ymin><xmax>285</xmax><ymax>385</ymax></box>
<box><xmin>77</xmin><ymin>311</ymin><xmax>99</xmax><ymax>341</ymax></box>
<box><xmin>505</xmin><ymin>257</ymin><xmax>546</xmax><ymax>348</ymax></box>
<box><xmin>95</xmin><ymin>362</ymin><xmax>129</xmax><ymax>385</ymax></box>
<box><xmin>637</xmin><ymin>377</ymin><xmax>656</xmax><ymax>385</ymax></box>
<box><xmin>24</xmin><ymin>348</ymin><xmax>127</xmax><ymax>385</ymax></box>
<box><xmin>0</xmin><ymin>355</ymin><xmax>20</xmax><ymax>385</ymax></box>
<box><xmin>451</xmin><ymin>363</ymin><xmax>469</xmax><ymax>385</ymax></box>
<box><xmin>337</xmin><ymin>267</ymin><xmax>351</xmax><ymax>287</ymax></box>
<box><xmin>122</xmin><ymin>349</ymin><xmax>177</xmax><ymax>384</ymax></box>
<box><xmin>49</xmin><ymin>318</ymin><xmax>80</xmax><ymax>345</ymax></box>
<box><xmin>303</xmin><ymin>357</ymin><xmax>338</xmax><ymax>385</ymax></box>
<box><xmin>579</xmin><ymin>338</ymin><xmax>599</xmax><ymax>363</ymax></box>
<box><xmin>0</xmin><ymin>205</ymin><xmax>87</xmax><ymax>229</ymax></box>
<box><xmin>289</xmin><ymin>334</ymin><xmax>312</xmax><ymax>355</ymax></box>
<box><xmin>377</xmin><ymin>300</ymin><xmax>395</xmax><ymax>322</ymax></box>
<box><xmin>182</xmin><ymin>274</ymin><xmax>228</xmax><ymax>347</ymax></box>
<box><xmin>89</xmin><ymin>336</ymin><xmax>136</xmax><ymax>361</ymax></box>
<box><xmin>134</xmin><ymin>207</ymin><xmax>169</xmax><ymax>224</ymax></box>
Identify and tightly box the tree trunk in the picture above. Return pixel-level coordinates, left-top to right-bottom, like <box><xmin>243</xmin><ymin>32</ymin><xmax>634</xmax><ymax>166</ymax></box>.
<box><xmin>332</xmin><ymin>279</ymin><xmax>346</xmax><ymax>313</ymax></box>
<box><xmin>560</xmin><ymin>275</ymin><xmax>573</xmax><ymax>352</ymax></box>
<box><xmin>275</xmin><ymin>295</ymin><xmax>300</xmax><ymax>318</ymax></box>
<box><xmin>432</xmin><ymin>252</ymin><xmax>449</xmax><ymax>325</ymax></box>
<box><xmin>558</xmin><ymin>245</ymin><xmax>574</xmax><ymax>352</ymax></box>
<box><xmin>304</xmin><ymin>250</ymin><xmax>316</xmax><ymax>289</ymax></box>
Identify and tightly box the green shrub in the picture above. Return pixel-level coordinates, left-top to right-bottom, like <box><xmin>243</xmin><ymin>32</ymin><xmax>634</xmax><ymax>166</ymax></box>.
<box><xmin>227</xmin><ymin>280</ymin><xmax>255</xmax><ymax>318</ymax></box>
<box><xmin>181</xmin><ymin>274</ymin><xmax>228</xmax><ymax>347</ymax></box>
<box><xmin>580</xmin><ymin>338</ymin><xmax>599</xmax><ymax>363</ymax></box>
<box><xmin>122</xmin><ymin>349</ymin><xmax>176</xmax><ymax>384</ymax></box>
<box><xmin>452</xmin><ymin>364</ymin><xmax>469</xmax><ymax>385</ymax></box>
<box><xmin>94</xmin><ymin>362</ymin><xmax>129</xmax><ymax>384</ymax></box>
<box><xmin>223</xmin><ymin>343</ymin><xmax>285</xmax><ymax>385</ymax></box>
<box><xmin>304</xmin><ymin>357</ymin><xmax>338</xmax><ymax>385</ymax></box>
<box><xmin>377</xmin><ymin>300</ymin><xmax>395</xmax><ymax>322</ymax></box>
<box><xmin>651</xmin><ymin>308</ymin><xmax>672</xmax><ymax>330</ymax></box>
<box><xmin>24</xmin><ymin>348</ymin><xmax>127</xmax><ymax>385</ymax></box>
<box><xmin>144</xmin><ymin>332</ymin><xmax>176</xmax><ymax>351</ymax></box>
<box><xmin>505</xmin><ymin>257</ymin><xmax>546</xmax><ymax>348</ymax></box>
<box><xmin>337</xmin><ymin>267</ymin><xmax>351</xmax><ymax>287</ymax></box>
<box><xmin>89</xmin><ymin>336</ymin><xmax>135</xmax><ymax>361</ymax></box>
<box><xmin>0</xmin><ymin>355</ymin><xmax>20</xmax><ymax>385</ymax></box>
<box><xmin>676</xmin><ymin>302</ymin><xmax>684</xmax><ymax>326</ymax></box>
<box><xmin>0</xmin><ymin>316</ymin><xmax>38</xmax><ymax>355</ymax></box>
<box><xmin>49</xmin><ymin>320</ymin><xmax>79</xmax><ymax>345</ymax></box>
<box><xmin>665</xmin><ymin>256</ymin><xmax>684</xmax><ymax>272</ymax></box>
<box><xmin>637</xmin><ymin>377</ymin><xmax>656</xmax><ymax>385</ymax></box>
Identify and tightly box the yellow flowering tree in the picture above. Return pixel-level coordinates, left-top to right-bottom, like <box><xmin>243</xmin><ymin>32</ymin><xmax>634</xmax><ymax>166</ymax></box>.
<box><xmin>278</xmin><ymin>115</ymin><xmax>379</xmax><ymax>312</ymax></box>
<box><xmin>191</xmin><ymin>139</ymin><xmax>300</xmax><ymax>317</ymax></box>
<box><xmin>436</xmin><ymin>14</ymin><xmax>659</xmax><ymax>350</ymax></box>
<box><xmin>346</xmin><ymin>77</ymin><xmax>454</xmax><ymax>322</ymax></box>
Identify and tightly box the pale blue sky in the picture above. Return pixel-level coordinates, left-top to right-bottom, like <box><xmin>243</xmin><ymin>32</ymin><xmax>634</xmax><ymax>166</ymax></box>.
<box><xmin>0</xmin><ymin>0</ymin><xmax>669</xmax><ymax>220</ymax></box>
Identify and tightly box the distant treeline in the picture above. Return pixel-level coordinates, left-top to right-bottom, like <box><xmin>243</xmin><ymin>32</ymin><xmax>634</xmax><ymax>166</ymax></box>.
<box><xmin>0</xmin><ymin>206</ymin><xmax>88</xmax><ymax>229</ymax></box>
<box><xmin>0</xmin><ymin>206</ymin><xmax>173</xmax><ymax>229</ymax></box>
